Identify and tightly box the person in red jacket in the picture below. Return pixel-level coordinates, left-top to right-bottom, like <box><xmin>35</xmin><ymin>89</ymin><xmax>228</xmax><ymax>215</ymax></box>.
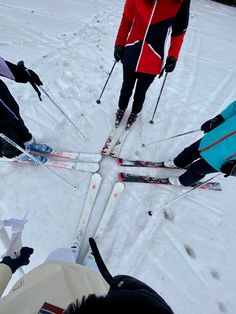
<box><xmin>114</xmin><ymin>0</ymin><xmax>191</xmax><ymax>128</ymax></box>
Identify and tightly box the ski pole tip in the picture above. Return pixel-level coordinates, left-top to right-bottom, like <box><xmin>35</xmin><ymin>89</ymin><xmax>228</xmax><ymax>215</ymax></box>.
<box><xmin>96</xmin><ymin>99</ymin><xmax>101</xmax><ymax>104</ymax></box>
<box><xmin>142</xmin><ymin>143</ymin><xmax>145</xmax><ymax>147</ymax></box>
<box><xmin>148</xmin><ymin>210</ymin><xmax>153</xmax><ymax>216</ymax></box>
<box><xmin>73</xmin><ymin>185</ymin><xmax>79</xmax><ymax>191</ymax></box>
<box><xmin>149</xmin><ymin>120</ymin><xmax>154</xmax><ymax>124</ymax></box>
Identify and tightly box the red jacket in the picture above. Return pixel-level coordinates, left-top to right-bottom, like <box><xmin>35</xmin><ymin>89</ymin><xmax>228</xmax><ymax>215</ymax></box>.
<box><xmin>115</xmin><ymin>0</ymin><xmax>190</xmax><ymax>75</ymax></box>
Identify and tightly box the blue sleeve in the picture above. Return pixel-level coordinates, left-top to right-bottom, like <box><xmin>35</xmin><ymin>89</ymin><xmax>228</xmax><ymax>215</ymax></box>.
<box><xmin>220</xmin><ymin>101</ymin><xmax>236</xmax><ymax>120</ymax></box>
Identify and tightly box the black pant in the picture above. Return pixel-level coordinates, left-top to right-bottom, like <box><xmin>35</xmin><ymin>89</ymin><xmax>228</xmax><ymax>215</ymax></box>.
<box><xmin>174</xmin><ymin>139</ymin><xmax>218</xmax><ymax>186</ymax></box>
<box><xmin>0</xmin><ymin>81</ymin><xmax>32</xmax><ymax>158</ymax></box>
<box><xmin>118</xmin><ymin>66</ymin><xmax>156</xmax><ymax>114</ymax></box>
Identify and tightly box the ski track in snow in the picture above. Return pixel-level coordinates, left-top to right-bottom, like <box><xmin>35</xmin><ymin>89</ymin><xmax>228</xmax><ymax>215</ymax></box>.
<box><xmin>0</xmin><ymin>1</ymin><xmax>236</xmax><ymax>313</ymax></box>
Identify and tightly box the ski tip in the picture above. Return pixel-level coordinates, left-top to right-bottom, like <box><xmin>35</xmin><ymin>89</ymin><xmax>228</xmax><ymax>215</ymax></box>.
<box><xmin>92</xmin><ymin>172</ymin><xmax>102</xmax><ymax>180</ymax></box>
<box><xmin>116</xmin><ymin>158</ymin><xmax>122</xmax><ymax>166</ymax></box>
<box><xmin>117</xmin><ymin>172</ymin><xmax>123</xmax><ymax>182</ymax></box>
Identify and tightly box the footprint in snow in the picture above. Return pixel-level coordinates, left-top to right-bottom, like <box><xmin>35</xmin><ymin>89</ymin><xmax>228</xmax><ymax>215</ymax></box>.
<box><xmin>184</xmin><ymin>244</ymin><xmax>196</xmax><ymax>259</ymax></box>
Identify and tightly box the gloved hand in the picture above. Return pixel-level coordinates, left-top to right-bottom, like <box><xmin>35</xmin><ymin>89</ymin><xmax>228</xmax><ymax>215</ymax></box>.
<box><xmin>164</xmin><ymin>56</ymin><xmax>176</xmax><ymax>73</ymax></box>
<box><xmin>114</xmin><ymin>45</ymin><xmax>125</xmax><ymax>62</ymax></box>
<box><xmin>6</xmin><ymin>60</ymin><xmax>43</xmax><ymax>85</ymax></box>
<box><xmin>0</xmin><ymin>247</ymin><xmax>34</xmax><ymax>273</ymax></box>
<box><xmin>220</xmin><ymin>160</ymin><xmax>236</xmax><ymax>177</ymax></box>
<box><xmin>201</xmin><ymin>114</ymin><xmax>225</xmax><ymax>133</ymax></box>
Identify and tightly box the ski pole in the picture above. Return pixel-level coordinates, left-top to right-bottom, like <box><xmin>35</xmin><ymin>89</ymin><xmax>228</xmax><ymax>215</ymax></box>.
<box><xmin>0</xmin><ymin>133</ymin><xmax>78</xmax><ymax>190</ymax></box>
<box><xmin>143</xmin><ymin>129</ymin><xmax>201</xmax><ymax>147</ymax></box>
<box><xmin>39</xmin><ymin>86</ymin><xmax>86</xmax><ymax>140</ymax></box>
<box><xmin>148</xmin><ymin>173</ymin><xmax>222</xmax><ymax>216</ymax></box>
<box><xmin>0</xmin><ymin>222</ymin><xmax>10</xmax><ymax>251</ymax></box>
<box><xmin>1</xmin><ymin>214</ymin><xmax>29</xmax><ymax>276</ymax></box>
<box><xmin>96</xmin><ymin>61</ymin><xmax>117</xmax><ymax>104</ymax></box>
<box><xmin>149</xmin><ymin>72</ymin><xmax>168</xmax><ymax>124</ymax></box>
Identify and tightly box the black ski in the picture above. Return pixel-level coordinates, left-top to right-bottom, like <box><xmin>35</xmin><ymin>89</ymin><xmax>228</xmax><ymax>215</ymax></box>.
<box><xmin>118</xmin><ymin>173</ymin><xmax>222</xmax><ymax>191</ymax></box>
<box><xmin>117</xmin><ymin>158</ymin><xmax>179</xmax><ymax>169</ymax></box>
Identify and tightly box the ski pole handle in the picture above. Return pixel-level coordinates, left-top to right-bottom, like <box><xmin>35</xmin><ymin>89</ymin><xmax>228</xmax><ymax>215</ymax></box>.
<box><xmin>17</xmin><ymin>61</ymin><xmax>42</xmax><ymax>101</ymax></box>
<box><xmin>3</xmin><ymin>221</ymin><xmax>25</xmax><ymax>258</ymax></box>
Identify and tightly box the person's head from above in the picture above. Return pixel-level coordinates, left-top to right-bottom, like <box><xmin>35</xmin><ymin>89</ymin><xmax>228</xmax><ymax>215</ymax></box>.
<box><xmin>63</xmin><ymin>292</ymin><xmax>174</xmax><ymax>314</ymax></box>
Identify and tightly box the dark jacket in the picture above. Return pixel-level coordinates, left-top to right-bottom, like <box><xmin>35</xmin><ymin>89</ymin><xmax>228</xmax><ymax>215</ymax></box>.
<box><xmin>0</xmin><ymin>57</ymin><xmax>19</xmax><ymax>132</ymax></box>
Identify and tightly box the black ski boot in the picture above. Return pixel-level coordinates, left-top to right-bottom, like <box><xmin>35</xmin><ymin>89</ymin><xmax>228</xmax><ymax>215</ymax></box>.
<box><xmin>126</xmin><ymin>112</ymin><xmax>137</xmax><ymax>129</ymax></box>
<box><xmin>115</xmin><ymin>109</ymin><xmax>125</xmax><ymax>126</ymax></box>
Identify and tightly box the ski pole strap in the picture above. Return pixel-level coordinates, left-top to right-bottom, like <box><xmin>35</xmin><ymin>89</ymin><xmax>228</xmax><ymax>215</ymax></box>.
<box><xmin>89</xmin><ymin>238</ymin><xmax>119</xmax><ymax>290</ymax></box>
<box><xmin>29</xmin><ymin>81</ymin><xmax>42</xmax><ymax>101</ymax></box>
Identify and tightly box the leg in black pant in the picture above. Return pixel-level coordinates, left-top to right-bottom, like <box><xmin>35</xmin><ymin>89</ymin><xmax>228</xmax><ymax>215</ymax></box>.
<box><xmin>1</xmin><ymin>120</ymin><xmax>32</xmax><ymax>158</ymax></box>
<box><xmin>118</xmin><ymin>66</ymin><xmax>156</xmax><ymax>114</ymax></box>
<box><xmin>174</xmin><ymin>139</ymin><xmax>202</xmax><ymax>169</ymax></box>
<box><xmin>178</xmin><ymin>158</ymin><xmax>218</xmax><ymax>186</ymax></box>
<box><xmin>132</xmin><ymin>72</ymin><xmax>156</xmax><ymax>114</ymax></box>
<box><xmin>0</xmin><ymin>80</ymin><xmax>32</xmax><ymax>158</ymax></box>
<box><xmin>118</xmin><ymin>66</ymin><xmax>137</xmax><ymax>111</ymax></box>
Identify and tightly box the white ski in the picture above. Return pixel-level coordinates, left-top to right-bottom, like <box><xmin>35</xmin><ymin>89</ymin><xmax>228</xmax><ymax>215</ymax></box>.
<box><xmin>72</xmin><ymin>173</ymin><xmax>102</xmax><ymax>260</ymax></box>
<box><xmin>31</xmin><ymin>150</ymin><xmax>102</xmax><ymax>163</ymax></box>
<box><xmin>0</xmin><ymin>157</ymin><xmax>100</xmax><ymax>173</ymax></box>
<box><xmin>109</xmin><ymin>128</ymin><xmax>131</xmax><ymax>158</ymax></box>
<box><xmin>101</xmin><ymin>125</ymin><xmax>120</xmax><ymax>156</ymax></box>
<box><xmin>82</xmin><ymin>182</ymin><xmax>125</xmax><ymax>266</ymax></box>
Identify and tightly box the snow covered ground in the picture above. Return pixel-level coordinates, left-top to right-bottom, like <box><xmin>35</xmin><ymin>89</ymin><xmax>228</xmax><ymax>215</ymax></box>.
<box><xmin>0</xmin><ymin>0</ymin><xmax>236</xmax><ymax>313</ymax></box>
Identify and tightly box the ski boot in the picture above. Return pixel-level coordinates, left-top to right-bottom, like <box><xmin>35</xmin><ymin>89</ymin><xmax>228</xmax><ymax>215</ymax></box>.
<box><xmin>168</xmin><ymin>176</ymin><xmax>182</xmax><ymax>186</ymax></box>
<box><xmin>164</xmin><ymin>159</ymin><xmax>176</xmax><ymax>168</ymax></box>
<box><xmin>126</xmin><ymin>112</ymin><xmax>137</xmax><ymax>129</ymax></box>
<box><xmin>15</xmin><ymin>153</ymin><xmax>47</xmax><ymax>165</ymax></box>
<box><xmin>115</xmin><ymin>109</ymin><xmax>125</xmax><ymax>126</ymax></box>
<box><xmin>25</xmin><ymin>137</ymin><xmax>53</xmax><ymax>154</ymax></box>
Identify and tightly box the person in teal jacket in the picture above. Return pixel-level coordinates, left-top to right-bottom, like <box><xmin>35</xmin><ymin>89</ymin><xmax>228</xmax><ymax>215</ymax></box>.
<box><xmin>165</xmin><ymin>100</ymin><xmax>236</xmax><ymax>186</ymax></box>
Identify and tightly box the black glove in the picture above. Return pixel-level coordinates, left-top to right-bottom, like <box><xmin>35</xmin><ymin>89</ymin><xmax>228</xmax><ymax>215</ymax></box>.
<box><xmin>6</xmin><ymin>60</ymin><xmax>43</xmax><ymax>86</ymax></box>
<box><xmin>0</xmin><ymin>247</ymin><xmax>34</xmax><ymax>274</ymax></box>
<box><xmin>220</xmin><ymin>160</ymin><xmax>236</xmax><ymax>177</ymax></box>
<box><xmin>164</xmin><ymin>56</ymin><xmax>176</xmax><ymax>73</ymax></box>
<box><xmin>114</xmin><ymin>45</ymin><xmax>125</xmax><ymax>62</ymax></box>
<box><xmin>201</xmin><ymin>114</ymin><xmax>225</xmax><ymax>133</ymax></box>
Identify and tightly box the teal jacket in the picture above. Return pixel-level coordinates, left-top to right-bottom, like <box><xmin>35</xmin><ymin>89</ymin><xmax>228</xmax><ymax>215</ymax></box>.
<box><xmin>199</xmin><ymin>101</ymin><xmax>236</xmax><ymax>171</ymax></box>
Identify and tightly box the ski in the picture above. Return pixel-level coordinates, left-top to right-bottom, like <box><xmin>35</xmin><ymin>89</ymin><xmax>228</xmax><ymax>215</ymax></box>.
<box><xmin>101</xmin><ymin>125</ymin><xmax>120</xmax><ymax>156</ymax></box>
<box><xmin>109</xmin><ymin>127</ymin><xmax>131</xmax><ymax>158</ymax></box>
<box><xmin>31</xmin><ymin>150</ymin><xmax>102</xmax><ymax>163</ymax></box>
<box><xmin>73</xmin><ymin>173</ymin><xmax>102</xmax><ymax>261</ymax></box>
<box><xmin>82</xmin><ymin>182</ymin><xmax>125</xmax><ymax>266</ymax></box>
<box><xmin>0</xmin><ymin>157</ymin><xmax>100</xmax><ymax>173</ymax></box>
<box><xmin>117</xmin><ymin>158</ymin><xmax>179</xmax><ymax>169</ymax></box>
<box><xmin>118</xmin><ymin>173</ymin><xmax>222</xmax><ymax>191</ymax></box>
